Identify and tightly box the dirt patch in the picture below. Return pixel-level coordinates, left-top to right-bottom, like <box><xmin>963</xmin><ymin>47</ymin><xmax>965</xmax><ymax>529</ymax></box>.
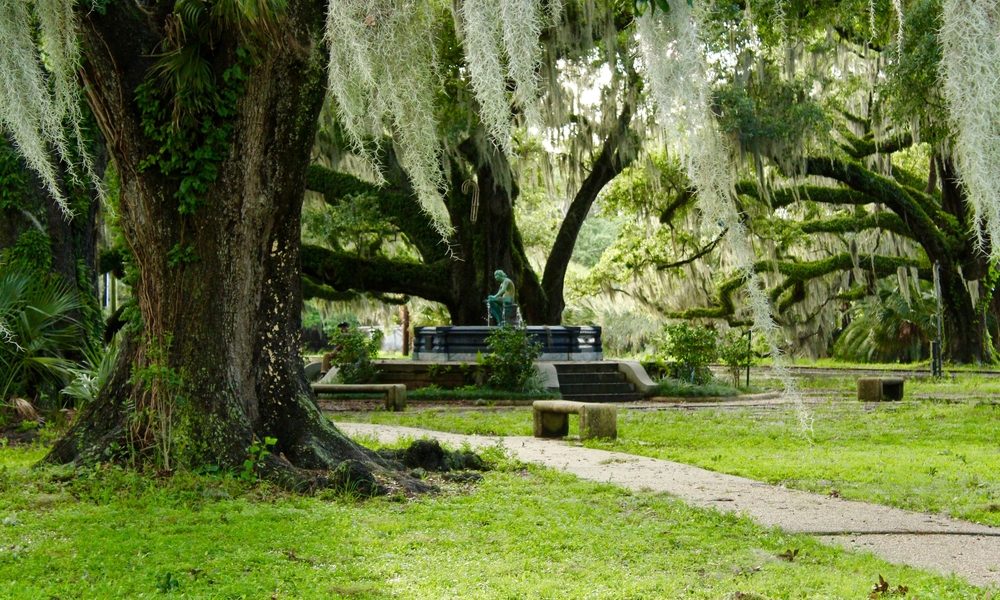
<box><xmin>0</xmin><ymin>423</ymin><xmax>41</xmax><ymax>446</ymax></box>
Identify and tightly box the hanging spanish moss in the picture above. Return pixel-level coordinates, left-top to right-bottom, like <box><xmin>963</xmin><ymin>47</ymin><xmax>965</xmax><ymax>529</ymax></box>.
<box><xmin>460</xmin><ymin>0</ymin><xmax>512</xmax><ymax>154</ymax></box>
<box><xmin>459</xmin><ymin>0</ymin><xmax>545</xmax><ymax>155</ymax></box>
<box><xmin>324</xmin><ymin>0</ymin><xmax>451</xmax><ymax>235</ymax></box>
<box><xmin>0</xmin><ymin>0</ymin><xmax>89</xmax><ymax>213</ymax></box>
<box><xmin>773</xmin><ymin>0</ymin><xmax>787</xmax><ymax>41</ymax></box>
<box><xmin>638</xmin><ymin>1</ymin><xmax>809</xmax><ymax>432</ymax></box>
<box><xmin>891</xmin><ymin>0</ymin><xmax>904</xmax><ymax>58</ymax></box>
<box><xmin>940</xmin><ymin>0</ymin><xmax>1000</xmax><ymax>256</ymax></box>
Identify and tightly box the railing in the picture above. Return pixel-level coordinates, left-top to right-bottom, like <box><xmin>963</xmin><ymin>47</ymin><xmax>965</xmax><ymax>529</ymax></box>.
<box><xmin>413</xmin><ymin>325</ymin><xmax>603</xmax><ymax>361</ymax></box>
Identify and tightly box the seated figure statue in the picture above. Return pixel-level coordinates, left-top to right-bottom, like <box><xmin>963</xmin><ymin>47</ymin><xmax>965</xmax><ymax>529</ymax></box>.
<box><xmin>486</xmin><ymin>269</ymin><xmax>517</xmax><ymax>326</ymax></box>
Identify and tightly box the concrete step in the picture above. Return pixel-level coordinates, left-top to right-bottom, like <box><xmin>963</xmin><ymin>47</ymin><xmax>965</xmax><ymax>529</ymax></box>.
<box><xmin>559</xmin><ymin>382</ymin><xmax>635</xmax><ymax>395</ymax></box>
<box><xmin>556</xmin><ymin>372</ymin><xmax>627</xmax><ymax>384</ymax></box>
<box><xmin>558</xmin><ymin>392</ymin><xmax>642</xmax><ymax>403</ymax></box>
<box><xmin>553</xmin><ymin>362</ymin><xmax>621</xmax><ymax>374</ymax></box>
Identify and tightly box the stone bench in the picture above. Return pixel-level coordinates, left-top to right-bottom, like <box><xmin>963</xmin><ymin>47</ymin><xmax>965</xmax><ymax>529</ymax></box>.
<box><xmin>532</xmin><ymin>400</ymin><xmax>616</xmax><ymax>440</ymax></box>
<box><xmin>856</xmin><ymin>377</ymin><xmax>904</xmax><ymax>401</ymax></box>
<box><xmin>311</xmin><ymin>383</ymin><xmax>406</xmax><ymax>411</ymax></box>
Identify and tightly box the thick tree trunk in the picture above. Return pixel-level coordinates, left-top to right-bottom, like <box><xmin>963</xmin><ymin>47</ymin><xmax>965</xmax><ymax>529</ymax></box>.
<box><xmin>46</xmin><ymin>2</ymin><xmax>418</xmax><ymax>492</ymax></box>
<box><xmin>447</xmin><ymin>143</ymin><xmax>546</xmax><ymax>325</ymax></box>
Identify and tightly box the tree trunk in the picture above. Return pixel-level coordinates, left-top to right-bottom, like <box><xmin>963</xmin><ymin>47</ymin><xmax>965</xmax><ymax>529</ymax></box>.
<box><xmin>46</xmin><ymin>2</ymin><xmax>419</xmax><ymax>492</ymax></box>
<box><xmin>446</xmin><ymin>142</ymin><xmax>546</xmax><ymax>324</ymax></box>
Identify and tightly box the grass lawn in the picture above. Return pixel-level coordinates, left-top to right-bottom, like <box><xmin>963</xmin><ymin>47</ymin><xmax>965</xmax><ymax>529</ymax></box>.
<box><xmin>0</xmin><ymin>443</ymin><xmax>991</xmax><ymax>598</ymax></box>
<box><xmin>338</xmin><ymin>399</ymin><xmax>1000</xmax><ymax>527</ymax></box>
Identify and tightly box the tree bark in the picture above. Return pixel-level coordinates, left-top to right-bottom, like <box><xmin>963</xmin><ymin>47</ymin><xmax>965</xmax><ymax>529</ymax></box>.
<box><xmin>540</xmin><ymin>103</ymin><xmax>635</xmax><ymax>323</ymax></box>
<box><xmin>46</xmin><ymin>1</ymin><xmax>420</xmax><ymax>492</ymax></box>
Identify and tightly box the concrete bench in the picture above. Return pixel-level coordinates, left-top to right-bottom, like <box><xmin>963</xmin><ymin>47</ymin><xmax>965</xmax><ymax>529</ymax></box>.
<box><xmin>857</xmin><ymin>377</ymin><xmax>904</xmax><ymax>401</ymax></box>
<box><xmin>532</xmin><ymin>400</ymin><xmax>616</xmax><ymax>440</ymax></box>
<box><xmin>311</xmin><ymin>383</ymin><xmax>406</xmax><ymax>411</ymax></box>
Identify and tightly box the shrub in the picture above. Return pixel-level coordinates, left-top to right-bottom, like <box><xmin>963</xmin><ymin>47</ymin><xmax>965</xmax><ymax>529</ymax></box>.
<box><xmin>652</xmin><ymin>378</ymin><xmax>740</xmax><ymax>398</ymax></box>
<box><xmin>327</xmin><ymin>327</ymin><xmax>383</xmax><ymax>384</ymax></box>
<box><xmin>0</xmin><ymin>263</ymin><xmax>85</xmax><ymax>409</ymax></box>
<box><xmin>483</xmin><ymin>326</ymin><xmax>541</xmax><ymax>392</ymax></box>
<box><xmin>658</xmin><ymin>322</ymin><xmax>717</xmax><ymax>384</ymax></box>
<box><xmin>718</xmin><ymin>329</ymin><xmax>755</xmax><ymax>388</ymax></box>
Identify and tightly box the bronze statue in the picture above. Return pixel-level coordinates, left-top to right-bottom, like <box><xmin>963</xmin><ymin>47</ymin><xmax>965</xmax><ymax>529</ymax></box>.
<box><xmin>487</xmin><ymin>269</ymin><xmax>517</xmax><ymax>325</ymax></box>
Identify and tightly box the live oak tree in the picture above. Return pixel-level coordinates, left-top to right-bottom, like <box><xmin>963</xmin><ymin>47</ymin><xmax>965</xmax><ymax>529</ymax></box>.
<box><xmin>300</xmin><ymin>5</ymin><xmax>640</xmax><ymax>325</ymax></box>
<box><xmin>5</xmin><ymin>0</ymin><xmax>1000</xmax><ymax>482</ymax></box>
<box><xmin>586</xmin><ymin>0</ymin><xmax>1000</xmax><ymax>364</ymax></box>
<box><xmin>1</xmin><ymin>0</ymin><xmax>632</xmax><ymax>489</ymax></box>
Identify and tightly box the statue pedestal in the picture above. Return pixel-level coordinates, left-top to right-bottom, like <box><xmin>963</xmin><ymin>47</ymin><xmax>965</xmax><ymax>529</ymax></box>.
<box><xmin>412</xmin><ymin>326</ymin><xmax>602</xmax><ymax>361</ymax></box>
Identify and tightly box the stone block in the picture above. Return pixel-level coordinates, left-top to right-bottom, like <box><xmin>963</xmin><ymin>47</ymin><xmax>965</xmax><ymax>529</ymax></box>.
<box><xmin>857</xmin><ymin>377</ymin><xmax>904</xmax><ymax>401</ymax></box>
<box><xmin>579</xmin><ymin>404</ymin><xmax>617</xmax><ymax>439</ymax></box>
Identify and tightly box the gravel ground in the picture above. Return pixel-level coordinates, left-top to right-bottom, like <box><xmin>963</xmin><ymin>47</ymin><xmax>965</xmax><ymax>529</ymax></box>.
<box><xmin>336</xmin><ymin>421</ymin><xmax>1000</xmax><ymax>589</ymax></box>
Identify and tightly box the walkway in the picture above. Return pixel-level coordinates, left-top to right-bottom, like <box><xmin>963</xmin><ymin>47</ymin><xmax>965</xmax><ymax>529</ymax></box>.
<box><xmin>337</xmin><ymin>422</ymin><xmax>1000</xmax><ymax>588</ymax></box>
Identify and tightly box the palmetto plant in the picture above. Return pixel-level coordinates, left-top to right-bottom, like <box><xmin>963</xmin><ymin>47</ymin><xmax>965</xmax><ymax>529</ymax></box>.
<box><xmin>0</xmin><ymin>264</ymin><xmax>85</xmax><ymax>410</ymax></box>
<box><xmin>832</xmin><ymin>283</ymin><xmax>936</xmax><ymax>364</ymax></box>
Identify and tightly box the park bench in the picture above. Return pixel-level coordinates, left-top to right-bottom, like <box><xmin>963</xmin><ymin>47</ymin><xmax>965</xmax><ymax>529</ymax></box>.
<box><xmin>532</xmin><ymin>400</ymin><xmax>616</xmax><ymax>440</ymax></box>
<box><xmin>311</xmin><ymin>383</ymin><xmax>406</xmax><ymax>411</ymax></box>
<box><xmin>856</xmin><ymin>377</ymin><xmax>904</xmax><ymax>401</ymax></box>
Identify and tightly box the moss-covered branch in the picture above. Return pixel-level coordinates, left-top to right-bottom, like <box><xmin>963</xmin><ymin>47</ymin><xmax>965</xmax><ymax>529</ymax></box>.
<box><xmin>736</xmin><ymin>182</ymin><xmax>876</xmax><ymax>209</ymax></box>
<box><xmin>836</xmin><ymin>128</ymin><xmax>913</xmax><ymax>159</ymax></box>
<box><xmin>799</xmin><ymin>213</ymin><xmax>912</xmax><ymax>238</ymax></box>
<box><xmin>301</xmin><ymin>244</ymin><xmax>451</xmax><ymax>305</ymax></box>
<box><xmin>305</xmin><ymin>165</ymin><xmax>447</xmax><ymax>263</ymax></box>
<box><xmin>802</xmin><ymin>157</ymin><xmax>960</xmax><ymax>257</ymax></box>
<box><xmin>669</xmin><ymin>253</ymin><xmax>927</xmax><ymax>321</ymax></box>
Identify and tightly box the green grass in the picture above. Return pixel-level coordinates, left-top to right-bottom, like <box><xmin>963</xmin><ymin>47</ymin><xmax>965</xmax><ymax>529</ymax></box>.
<box><xmin>337</xmin><ymin>400</ymin><xmax>1000</xmax><ymax>527</ymax></box>
<box><xmin>790</xmin><ymin>372</ymin><xmax>1000</xmax><ymax>397</ymax></box>
<box><xmin>0</xmin><ymin>442</ymin><xmax>990</xmax><ymax>598</ymax></box>
<box><xmin>410</xmin><ymin>385</ymin><xmax>559</xmax><ymax>401</ymax></box>
<box><xmin>652</xmin><ymin>377</ymin><xmax>742</xmax><ymax>397</ymax></box>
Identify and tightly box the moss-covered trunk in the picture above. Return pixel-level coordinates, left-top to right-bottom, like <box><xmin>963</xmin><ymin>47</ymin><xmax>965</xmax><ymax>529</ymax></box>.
<box><xmin>46</xmin><ymin>1</ymin><xmax>415</xmax><ymax>491</ymax></box>
<box><xmin>446</xmin><ymin>143</ymin><xmax>547</xmax><ymax>325</ymax></box>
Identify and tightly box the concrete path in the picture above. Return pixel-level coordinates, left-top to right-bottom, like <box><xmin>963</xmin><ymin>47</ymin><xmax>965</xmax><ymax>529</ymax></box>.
<box><xmin>337</xmin><ymin>422</ymin><xmax>1000</xmax><ymax>588</ymax></box>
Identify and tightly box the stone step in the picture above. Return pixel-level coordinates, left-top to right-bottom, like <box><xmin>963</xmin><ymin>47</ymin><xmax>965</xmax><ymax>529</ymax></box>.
<box><xmin>558</xmin><ymin>382</ymin><xmax>635</xmax><ymax>396</ymax></box>
<box><xmin>556</xmin><ymin>372</ymin><xmax>627</xmax><ymax>385</ymax></box>
<box><xmin>558</xmin><ymin>392</ymin><xmax>642</xmax><ymax>403</ymax></box>
<box><xmin>553</xmin><ymin>362</ymin><xmax>621</xmax><ymax>374</ymax></box>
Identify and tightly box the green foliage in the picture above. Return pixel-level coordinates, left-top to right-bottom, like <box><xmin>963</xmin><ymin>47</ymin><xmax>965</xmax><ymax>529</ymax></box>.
<box><xmin>326</xmin><ymin>326</ymin><xmax>382</xmax><ymax>384</ymax></box>
<box><xmin>0</xmin><ymin>137</ymin><xmax>29</xmax><ymax>211</ymax></box>
<box><xmin>166</xmin><ymin>243</ymin><xmax>198</xmax><ymax>267</ymax></box>
<box><xmin>718</xmin><ymin>329</ymin><xmax>755</xmax><ymax>387</ymax></box>
<box><xmin>714</xmin><ymin>69</ymin><xmax>828</xmax><ymax>160</ymax></box>
<box><xmin>135</xmin><ymin>48</ymin><xmax>249</xmax><ymax>215</ymax></box>
<box><xmin>0</xmin><ymin>263</ymin><xmax>84</xmax><ymax>407</ymax></box>
<box><xmin>409</xmin><ymin>385</ymin><xmax>558</xmax><ymax>401</ymax></box>
<box><xmin>129</xmin><ymin>335</ymin><xmax>189</xmax><ymax>470</ymax></box>
<box><xmin>240</xmin><ymin>436</ymin><xmax>276</xmax><ymax>482</ymax></box>
<box><xmin>633</xmin><ymin>0</ymin><xmax>693</xmax><ymax>15</ymax></box>
<box><xmin>833</xmin><ymin>284</ymin><xmax>936</xmax><ymax>363</ymax></box>
<box><xmin>60</xmin><ymin>339</ymin><xmax>120</xmax><ymax>408</ymax></box>
<box><xmin>657</xmin><ymin>322</ymin><xmax>718</xmax><ymax>384</ymax></box>
<box><xmin>651</xmin><ymin>378</ymin><xmax>740</xmax><ymax>398</ymax></box>
<box><xmin>880</xmin><ymin>0</ymin><xmax>947</xmax><ymax>143</ymax></box>
<box><xmin>3</xmin><ymin>229</ymin><xmax>53</xmax><ymax>274</ymax></box>
<box><xmin>482</xmin><ymin>326</ymin><xmax>541</xmax><ymax>392</ymax></box>
<box><xmin>302</xmin><ymin>191</ymin><xmax>397</xmax><ymax>257</ymax></box>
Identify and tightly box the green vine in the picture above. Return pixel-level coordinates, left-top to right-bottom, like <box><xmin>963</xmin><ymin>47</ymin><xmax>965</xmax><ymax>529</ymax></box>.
<box><xmin>135</xmin><ymin>47</ymin><xmax>250</xmax><ymax>216</ymax></box>
<box><xmin>167</xmin><ymin>243</ymin><xmax>198</xmax><ymax>268</ymax></box>
<box><xmin>0</xmin><ymin>137</ymin><xmax>29</xmax><ymax>211</ymax></box>
<box><xmin>4</xmin><ymin>229</ymin><xmax>53</xmax><ymax>273</ymax></box>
